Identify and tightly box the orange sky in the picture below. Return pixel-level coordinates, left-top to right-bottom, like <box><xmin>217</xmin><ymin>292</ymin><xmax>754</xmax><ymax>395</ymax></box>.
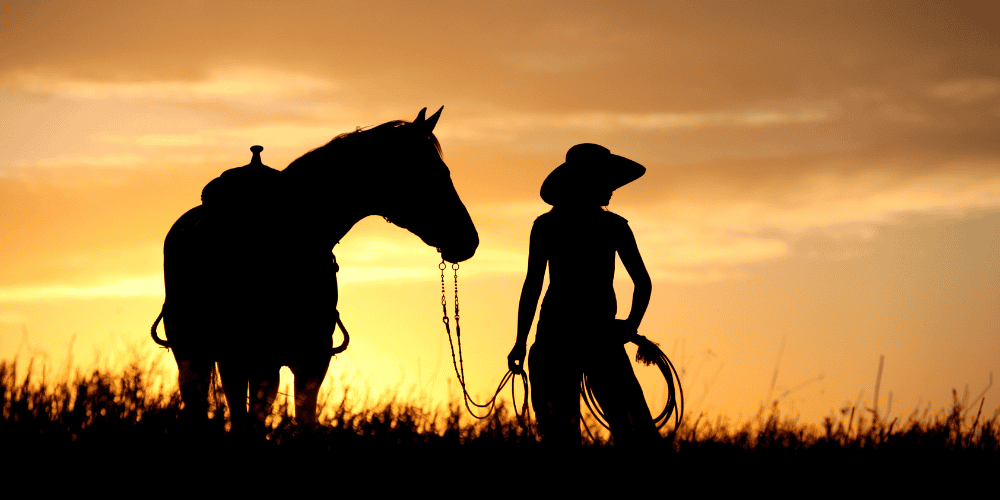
<box><xmin>2</xmin><ymin>0</ymin><xmax>998</xmax><ymax>426</ymax></box>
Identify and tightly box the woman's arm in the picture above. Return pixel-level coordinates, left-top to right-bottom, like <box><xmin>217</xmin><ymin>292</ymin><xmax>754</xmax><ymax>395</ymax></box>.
<box><xmin>508</xmin><ymin>222</ymin><xmax>547</xmax><ymax>373</ymax></box>
<box><xmin>618</xmin><ymin>223</ymin><xmax>652</xmax><ymax>334</ymax></box>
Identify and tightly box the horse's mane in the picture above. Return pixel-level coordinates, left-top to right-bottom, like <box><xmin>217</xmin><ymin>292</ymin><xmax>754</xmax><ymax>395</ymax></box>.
<box><xmin>283</xmin><ymin>119</ymin><xmax>442</xmax><ymax>175</ymax></box>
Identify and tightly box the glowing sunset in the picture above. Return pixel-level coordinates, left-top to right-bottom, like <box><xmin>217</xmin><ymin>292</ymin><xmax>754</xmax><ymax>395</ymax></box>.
<box><xmin>2</xmin><ymin>0</ymin><xmax>997</xmax><ymax>436</ymax></box>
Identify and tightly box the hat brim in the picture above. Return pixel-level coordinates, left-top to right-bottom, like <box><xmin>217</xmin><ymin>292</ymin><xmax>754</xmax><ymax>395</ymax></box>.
<box><xmin>540</xmin><ymin>153</ymin><xmax>645</xmax><ymax>205</ymax></box>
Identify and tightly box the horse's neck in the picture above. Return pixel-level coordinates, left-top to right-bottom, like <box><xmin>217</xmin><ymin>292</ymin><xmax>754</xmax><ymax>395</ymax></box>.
<box><xmin>282</xmin><ymin>156</ymin><xmax>376</xmax><ymax>250</ymax></box>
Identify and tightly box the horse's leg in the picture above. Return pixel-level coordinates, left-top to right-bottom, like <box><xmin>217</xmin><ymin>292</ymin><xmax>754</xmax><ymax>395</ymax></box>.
<box><xmin>248</xmin><ymin>363</ymin><xmax>281</xmax><ymax>430</ymax></box>
<box><xmin>216</xmin><ymin>358</ymin><xmax>250</xmax><ymax>433</ymax></box>
<box><xmin>289</xmin><ymin>355</ymin><xmax>332</xmax><ymax>428</ymax></box>
<box><xmin>174</xmin><ymin>354</ymin><xmax>213</xmax><ymax>420</ymax></box>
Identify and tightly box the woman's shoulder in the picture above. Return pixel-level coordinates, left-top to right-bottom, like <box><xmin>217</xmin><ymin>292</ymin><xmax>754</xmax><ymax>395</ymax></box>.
<box><xmin>600</xmin><ymin>211</ymin><xmax>636</xmax><ymax>244</ymax></box>
<box><xmin>533</xmin><ymin>210</ymin><xmax>561</xmax><ymax>227</ymax></box>
<box><xmin>601</xmin><ymin>210</ymin><xmax>630</xmax><ymax>226</ymax></box>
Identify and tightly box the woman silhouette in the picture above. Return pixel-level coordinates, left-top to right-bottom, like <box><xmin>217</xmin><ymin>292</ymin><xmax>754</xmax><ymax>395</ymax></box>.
<box><xmin>508</xmin><ymin>143</ymin><xmax>658</xmax><ymax>446</ymax></box>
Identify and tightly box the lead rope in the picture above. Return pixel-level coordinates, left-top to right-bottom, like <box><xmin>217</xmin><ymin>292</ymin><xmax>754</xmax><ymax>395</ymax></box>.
<box><xmin>440</xmin><ymin>259</ymin><xmax>530</xmax><ymax>424</ymax></box>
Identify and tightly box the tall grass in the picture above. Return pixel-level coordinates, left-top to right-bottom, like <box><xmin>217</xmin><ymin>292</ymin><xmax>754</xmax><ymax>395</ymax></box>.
<box><xmin>3</xmin><ymin>357</ymin><xmax>997</xmax><ymax>456</ymax></box>
<box><xmin>672</xmin><ymin>398</ymin><xmax>999</xmax><ymax>457</ymax></box>
<box><xmin>1</xmin><ymin>357</ymin><xmax>534</xmax><ymax>453</ymax></box>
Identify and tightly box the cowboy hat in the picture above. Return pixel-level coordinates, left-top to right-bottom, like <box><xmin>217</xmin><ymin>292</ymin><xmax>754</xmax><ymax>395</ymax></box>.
<box><xmin>540</xmin><ymin>143</ymin><xmax>646</xmax><ymax>205</ymax></box>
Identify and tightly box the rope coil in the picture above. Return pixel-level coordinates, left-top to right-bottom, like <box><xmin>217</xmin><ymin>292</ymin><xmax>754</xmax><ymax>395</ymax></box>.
<box><xmin>580</xmin><ymin>334</ymin><xmax>683</xmax><ymax>438</ymax></box>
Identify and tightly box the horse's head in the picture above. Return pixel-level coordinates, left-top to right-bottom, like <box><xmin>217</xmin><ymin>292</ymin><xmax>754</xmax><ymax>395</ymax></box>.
<box><xmin>376</xmin><ymin>107</ymin><xmax>479</xmax><ymax>263</ymax></box>
<box><xmin>283</xmin><ymin>108</ymin><xmax>479</xmax><ymax>263</ymax></box>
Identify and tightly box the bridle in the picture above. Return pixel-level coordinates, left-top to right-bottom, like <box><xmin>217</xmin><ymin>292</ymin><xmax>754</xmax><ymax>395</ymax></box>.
<box><xmin>439</xmin><ymin>258</ymin><xmax>530</xmax><ymax>423</ymax></box>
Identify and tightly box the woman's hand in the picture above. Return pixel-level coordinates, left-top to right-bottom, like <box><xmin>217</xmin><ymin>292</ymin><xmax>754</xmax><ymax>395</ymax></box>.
<box><xmin>508</xmin><ymin>343</ymin><xmax>527</xmax><ymax>374</ymax></box>
<box><xmin>614</xmin><ymin>319</ymin><xmax>640</xmax><ymax>344</ymax></box>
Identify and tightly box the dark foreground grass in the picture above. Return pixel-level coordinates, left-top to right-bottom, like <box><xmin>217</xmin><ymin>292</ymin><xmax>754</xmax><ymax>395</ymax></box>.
<box><xmin>3</xmin><ymin>357</ymin><xmax>996</xmax><ymax>483</ymax></box>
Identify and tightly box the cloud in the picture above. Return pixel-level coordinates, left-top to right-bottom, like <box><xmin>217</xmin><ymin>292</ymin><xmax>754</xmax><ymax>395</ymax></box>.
<box><xmin>508</xmin><ymin>50</ymin><xmax>608</xmax><ymax>73</ymax></box>
<box><xmin>92</xmin><ymin>105</ymin><xmax>833</xmax><ymax>150</ymax></box>
<box><xmin>0</xmin><ymin>267</ymin><xmax>443</xmax><ymax>302</ymax></box>
<box><xmin>458</xmin><ymin>162</ymin><xmax>1000</xmax><ymax>284</ymax></box>
<box><xmin>0</xmin><ymin>311</ymin><xmax>30</xmax><ymax>324</ymax></box>
<box><xmin>639</xmin><ymin>232</ymin><xmax>791</xmax><ymax>268</ymax></box>
<box><xmin>0</xmin><ymin>277</ymin><xmax>165</xmax><ymax>302</ymax></box>
<box><xmin>336</xmin><ymin>246</ymin><xmax>527</xmax><ymax>284</ymax></box>
<box><xmin>749</xmin><ymin>165</ymin><xmax>1000</xmax><ymax>232</ymax></box>
<box><xmin>928</xmin><ymin>78</ymin><xmax>1000</xmax><ymax>104</ymax></box>
<box><xmin>640</xmin><ymin>162</ymin><xmax>1000</xmax><ymax>234</ymax></box>
<box><xmin>439</xmin><ymin>108</ymin><xmax>831</xmax><ymax>141</ymax></box>
<box><xmin>621</xmin><ymin>161</ymin><xmax>1000</xmax><ymax>281</ymax></box>
<box><xmin>337</xmin><ymin>267</ymin><xmax>436</xmax><ymax>284</ymax></box>
<box><xmin>337</xmin><ymin>235</ymin><xmax>526</xmax><ymax>277</ymax></box>
<box><xmin>6</xmin><ymin>67</ymin><xmax>340</xmax><ymax>103</ymax></box>
<box><xmin>36</xmin><ymin>153</ymin><xmax>148</xmax><ymax>168</ymax></box>
<box><xmin>100</xmin><ymin>123</ymin><xmax>361</xmax><ymax>150</ymax></box>
<box><xmin>468</xmin><ymin>200</ymin><xmax>549</xmax><ymax>220</ymax></box>
<box><xmin>640</xmin><ymin>267</ymin><xmax>745</xmax><ymax>285</ymax></box>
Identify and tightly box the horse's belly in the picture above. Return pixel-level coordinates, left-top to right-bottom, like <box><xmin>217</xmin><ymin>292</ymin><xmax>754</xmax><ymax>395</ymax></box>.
<box><xmin>165</xmin><ymin>255</ymin><xmax>338</xmax><ymax>363</ymax></box>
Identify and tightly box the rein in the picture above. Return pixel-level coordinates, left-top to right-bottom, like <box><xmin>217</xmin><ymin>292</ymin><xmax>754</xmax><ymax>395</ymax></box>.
<box><xmin>439</xmin><ymin>259</ymin><xmax>530</xmax><ymax>422</ymax></box>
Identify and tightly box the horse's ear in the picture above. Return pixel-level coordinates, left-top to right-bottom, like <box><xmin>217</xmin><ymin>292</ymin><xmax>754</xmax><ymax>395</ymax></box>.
<box><xmin>414</xmin><ymin>107</ymin><xmax>428</xmax><ymax>125</ymax></box>
<box><xmin>425</xmin><ymin>106</ymin><xmax>443</xmax><ymax>133</ymax></box>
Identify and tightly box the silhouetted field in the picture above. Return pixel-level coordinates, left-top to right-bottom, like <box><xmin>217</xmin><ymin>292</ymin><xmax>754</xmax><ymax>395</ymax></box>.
<box><xmin>3</xmin><ymin>357</ymin><xmax>996</xmax><ymax>483</ymax></box>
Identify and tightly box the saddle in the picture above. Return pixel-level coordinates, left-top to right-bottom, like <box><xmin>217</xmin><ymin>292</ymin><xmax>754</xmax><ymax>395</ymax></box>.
<box><xmin>201</xmin><ymin>145</ymin><xmax>284</xmax><ymax>220</ymax></box>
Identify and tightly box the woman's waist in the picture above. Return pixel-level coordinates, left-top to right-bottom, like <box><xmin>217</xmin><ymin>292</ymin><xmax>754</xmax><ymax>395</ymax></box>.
<box><xmin>541</xmin><ymin>289</ymin><xmax>616</xmax><ymax>311</ymax></box>
<box><xmin>534</xmin><ymin>316</ymin><xmax>620</xmax><ymax>348</ymax></box>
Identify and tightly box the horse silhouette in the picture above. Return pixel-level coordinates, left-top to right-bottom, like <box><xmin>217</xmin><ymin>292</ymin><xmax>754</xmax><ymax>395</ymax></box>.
<box><xmin>156</xmin><ymin>107</ymin><xmax>479</xmax><ymax>431</ymax></box>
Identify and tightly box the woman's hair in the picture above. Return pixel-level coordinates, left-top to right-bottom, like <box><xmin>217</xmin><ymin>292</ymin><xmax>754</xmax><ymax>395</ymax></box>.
<box><xmin>554</xmin><ymin>186</ymin><xmax>611</xmax><ymax>207</ymax></box>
